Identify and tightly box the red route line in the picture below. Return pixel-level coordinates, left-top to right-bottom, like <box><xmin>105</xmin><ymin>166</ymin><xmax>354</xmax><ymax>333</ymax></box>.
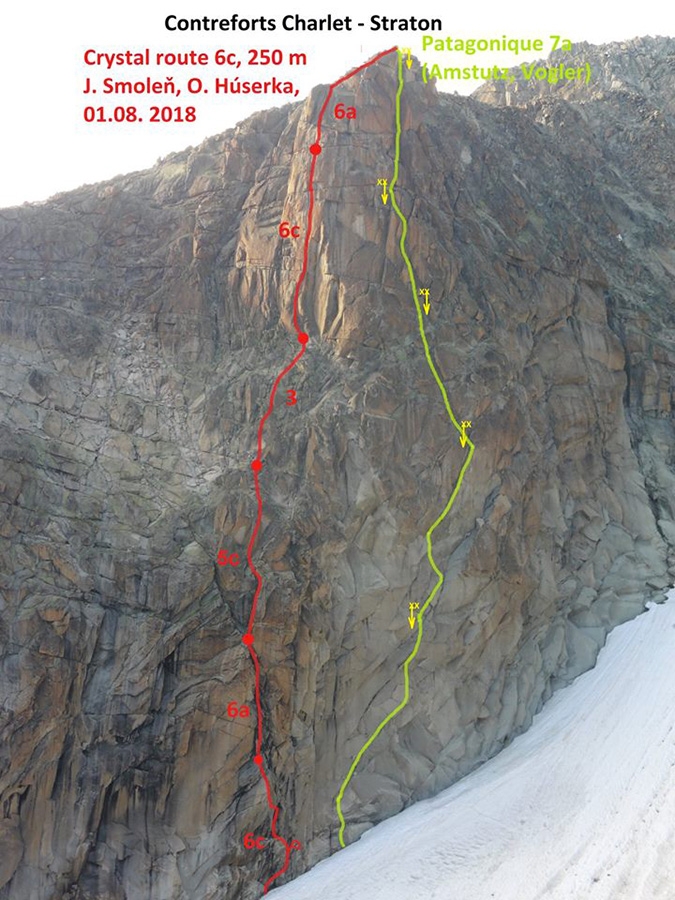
<box><xmin>242</xmin><ymin>45</ymin><xmax>398</xmax><ymax>895</ymax></box>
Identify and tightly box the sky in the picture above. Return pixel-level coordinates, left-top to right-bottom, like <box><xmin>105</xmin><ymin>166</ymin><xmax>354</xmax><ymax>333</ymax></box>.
<box><xmin>2</xmin><ymin>1</ymin><xmax>672</xmax><ymax>209</ymax></box>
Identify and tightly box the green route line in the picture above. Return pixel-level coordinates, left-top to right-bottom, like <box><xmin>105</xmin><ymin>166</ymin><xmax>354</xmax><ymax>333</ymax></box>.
<box><xmin>334</xmin><ymin>49</ymin><xmax>476</xmax><ymax>849</ymax></box>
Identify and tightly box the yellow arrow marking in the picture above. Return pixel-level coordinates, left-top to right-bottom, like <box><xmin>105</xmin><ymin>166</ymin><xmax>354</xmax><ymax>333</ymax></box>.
<box><xmin>377</xmin><ymin>177</ymin><xmax>389</xmax><ymax>205</ymax></box>
<box><xmin>335</xmin><ymin>50</ymin><xmax>476</xmax><ymax>851</ymax></box>
<box><xmin>459</xmin><ymin>420</ymin><xmax>472</xmax><ymax>448</ymax></box>
<box><xmin>420</xmin><ymin>287</ymin><xmax>431</xmax><ymax>315</ymax></box>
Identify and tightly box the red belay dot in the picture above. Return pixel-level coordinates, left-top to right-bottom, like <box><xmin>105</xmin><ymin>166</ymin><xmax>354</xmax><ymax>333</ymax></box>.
<box><xmin>240</xmin><ymin>47</ymin><xmax>399</xmax><ymax>894</ymax></box>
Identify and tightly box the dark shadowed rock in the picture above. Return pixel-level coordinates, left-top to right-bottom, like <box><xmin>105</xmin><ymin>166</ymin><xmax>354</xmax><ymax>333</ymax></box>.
<box><xmin>0</xmin><ymin>36</ymin><xmax>674</xmax><ymax>899</ymax></box>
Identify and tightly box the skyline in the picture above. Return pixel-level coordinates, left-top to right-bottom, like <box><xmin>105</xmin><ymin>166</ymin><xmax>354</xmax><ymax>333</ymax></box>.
<box><xmin>2</xmin><ymin>0</ymin><xmax>672</xmax><ymax>208</ymax></box>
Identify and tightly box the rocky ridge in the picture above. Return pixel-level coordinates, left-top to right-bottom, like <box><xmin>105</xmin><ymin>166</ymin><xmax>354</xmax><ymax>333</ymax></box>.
<box><xmin>0</xmin><ymin>36</ymin><xmax>674</xmax><ymax>899</ymax></box>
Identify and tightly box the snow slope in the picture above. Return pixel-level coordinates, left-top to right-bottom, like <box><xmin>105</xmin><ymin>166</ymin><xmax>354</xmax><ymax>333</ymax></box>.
<box><xmin>275</xmin><ymin>589</ymin><xmax>675</xmax><ymax>900</ymax></box>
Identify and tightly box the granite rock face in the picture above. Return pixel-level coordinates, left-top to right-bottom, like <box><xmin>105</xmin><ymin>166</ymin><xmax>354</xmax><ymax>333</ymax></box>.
<box><xmin>1</xmin><ymin>37</ymin><xmax>674</xmax><ymax>899</ymax></box>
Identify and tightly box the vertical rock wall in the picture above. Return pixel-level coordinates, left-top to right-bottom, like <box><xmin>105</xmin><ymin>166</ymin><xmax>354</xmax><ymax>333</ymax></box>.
<box><xmin>0</xmin><ymin>38</ymin><xmax>674</xmax><ymax>899</ymax></box>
